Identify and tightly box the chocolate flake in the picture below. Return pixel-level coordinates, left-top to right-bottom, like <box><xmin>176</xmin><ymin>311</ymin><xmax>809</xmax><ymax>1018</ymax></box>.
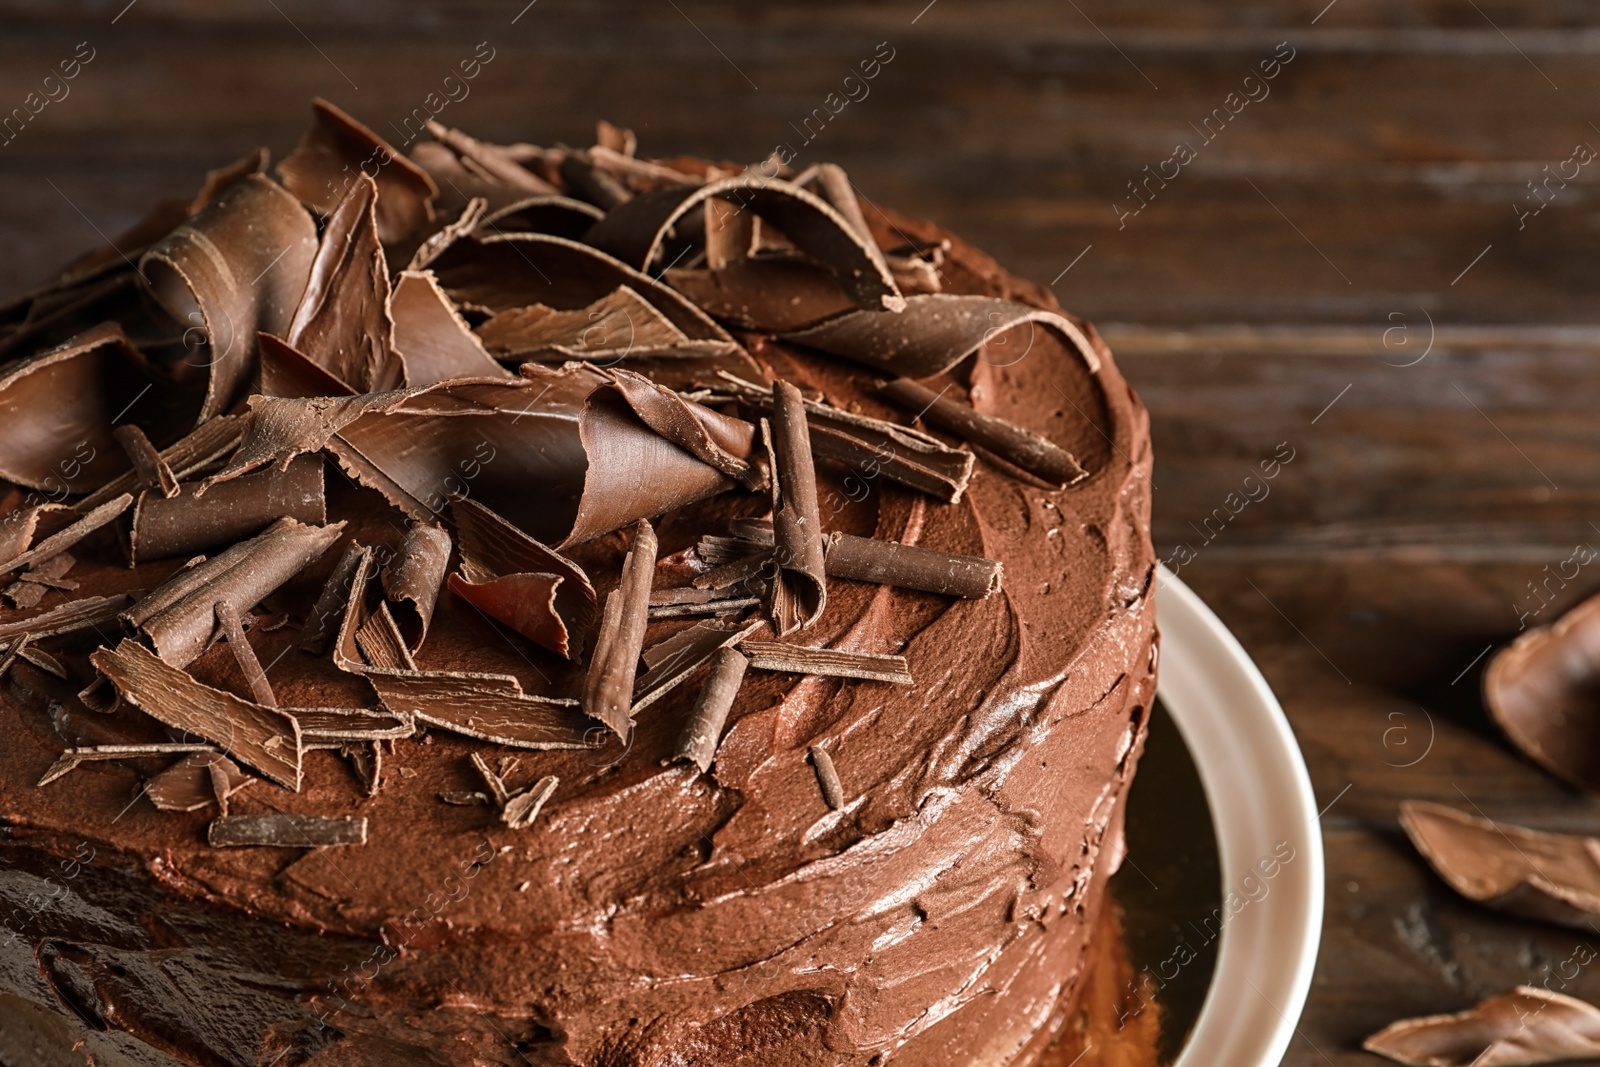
<box><xmin>381</xmin><ymin>523</ymin><xmax>452</xmax><ymax>651</ymax></box>
<box><xmin>881</xmin><ymin>377</ymin><xmax>1087</xmax><ymax>489</ymax></box>
<box><xmin>648</xmin><ymin>596</ymin><xmax>761</xmax><ymax>620</ymax></box>
<box><xmin>19</xmin><ymin>644</ymin><xmax>69</xmax><ymax>680</ymax></box>
<box><xmin>92</xmin><ymin>640</ymin><xmax>304</xmax><ymax>790</ymax></box>
<box><xmin>75</xmin><ymin>414</ymin><xmax>245</xmax><ymax>514</ymax></box>
<box><xmin>426</xmin><ymin>121</ymin><xmax>559</xmax><ymax>195</ymax></box>
<box><xmin>559</xmin><ymin>151</ymin><xmax>631</xmax><ymax>210</ymax></box>
<box><xmin>355</xmin><ymin>601</ymin><xmax>418</xmax><ymax>671</ymax></box>
<box><xmin>0</xmin><ymin>593</ymin><xmax>131</xmax><ymax>647</ymax></box>
<box><xmin>38</xmin><ymin>743</ymin><xmax>214</xmax><ymax>787</ymax></box>
<box><xmin>208</xmin><ymin>814</ymin><xmax>367</xmax><ymax>849</ymax></box>
<box><xmin>469</xmin><ymin>751</ymin><xmax>511</xmax><ymax>806</ymax></box>
<box><xmin>439</xmin><ymin>791</ymin><xmax>490</xmax><ymax>806</ymax></box>
<box><xmin>742</xmin><ymin>641</ymin><xmax>913</xmax><ymax>685</ymax></box>
<box><xmin>295</xmin><ymin>707</ymin><xmax>415</xmax><ymax>742</ymax></box>
<box><xmin>0</xmin><ymin>493</ymin><xmax>132</xmax><ymax>576</ymax></box>
<box><xmin>478</xmin><ymin>286</ymin><xmax>740</xmax><ymax>364</ymax></box>
<box><xmin>1400</xmin><ymin>800</ymin><xmax>1600</xmax><ymax>930</ymax></box>
<box><xmin>764</xmin><ymin>382</ymin><xmax>827</xmax><ymax>635</ymax></box>
<box><xmin>582</xmin><ymin>519</ymin><xmax>657</xmax><ymax>738</ymax></box>
<box><xmin>300</xmin><ymin>540</ymin><xmax>365</xmax><ymax>654</ymax></box>
<box><xmin>824</xmin><ymin>533</ymin><xmax>1001</xmax><ymax>599</ymax></box>
<box><xmin>809</xmin><ymin>746</ymin><xmax>845</xmax><ymax>810</ymax></box>
<box><xmin>113</xmin><ymin>423</ymin><xmax>180</xmax><ymax>498</ymax></box>
<box><xmin>634</xmin><ymin>618</ymin><xmax>762</xmax><ymax>713</ymax></box>
<box><xmin>390</xmin><ymin>270</ymin><xmax>509</xmax><ymax>386</ymax></box>
<box><xmin>672</xmin><ymin>647</ymin><xmax>748</xmax><ymax>772</ymax></box>
<box><xmin>215</xmin><ymin>599</ymin><xmax>277</xmax><ymax>707</ymax></box>
<box><xmin>1364</xmin><ymin>986</ymin><xmax>1600</xmax><ymax>1067</ymax></box>
<box><xmin>1484</xmin><ymin>591</ymin><xmax>1600</xmax><ymax>792</ymax></box>
<box><xmin>408</xmin><ymin>197</ymin><xmax>488</xmax><ymax>271</ymax></box>
<box><xmin>666</xmin><ymin>259</ymin><xmax>857</xmax><ymax>333</ymax></box>
<box><xmin>501</xmin><ymin>775</ymin><xmax>558</xmax><ymax>830</ymax></box>
<box><xmin>340</xmin><ymin>741</ymin><xmax>383</xmax><ymax>797</ymax></box>
<box><xmin>147</xmin><ymin>752</ymin><xmax>253</xmax><ymax>813</ymax></box>
<box><xmin>364</xmin><ymin>668</ymin><xmax>593</xmax><ymax>750</ymax></box>
<box><xmin>129</xmin><ymin>455</ymin><xmax>325</xmax><ymax>564</ymax></box>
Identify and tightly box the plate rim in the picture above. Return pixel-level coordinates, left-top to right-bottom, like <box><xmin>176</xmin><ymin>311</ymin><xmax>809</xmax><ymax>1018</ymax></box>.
<box><xmin>1155</xmin><ymin>566</ymin><xmax>1324</xmax><ymax>1067</ymax></box>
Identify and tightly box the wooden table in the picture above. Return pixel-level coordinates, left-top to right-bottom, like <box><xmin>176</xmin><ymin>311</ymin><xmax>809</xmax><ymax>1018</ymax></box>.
<box><xmin>5</xmin><ymin>2</ymin><xmax>1600</xmax><ymax>1062</ymax></box>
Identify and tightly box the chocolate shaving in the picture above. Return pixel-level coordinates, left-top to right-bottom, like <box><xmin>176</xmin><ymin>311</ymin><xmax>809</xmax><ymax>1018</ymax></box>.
<box><xmin>285</xmin><ymin>174</ymin><xmax>401</xmax><ymax>393</ymax></box>
<box><xmin>742</xmin><ymin>641</ymin><xmax>913</xmax><ymax>684</ymax></box>
<box><xmin>191</xmin><ymin>149</ymin><xmax>270</xmax><ymax>215</ymax></box>
<box><xmin>582</xmin><ymin>519</ymin><xmax>657</xmax><ymax>738</ymax></box>
<box><xmin>783</xmin><ymin>294</ymin><xmax>1101</xmax><ymax>380</ymax></box>
<box><xmin>703</xmin><ymin>193</ymin><xmax>756</xmax><ymax>271</ymax></box>
<box><xmin>129</xmin><ymin>455</ymin><xmax>324</xmax><ymax>564</ymax></box>
<box><xmin>0</xmin><ymin>493</ymin><xmax>131</xmax><ymax>576</ymax></box>
<box><xmin>1400</xmin><ymin>800</ymin><xmax>1600</xmax><ymax>930</ymax></box>
<box><xmin>666</xmin><ymin>258</ymin><xmax>858</xmax><ymax>332</ymax></box>
<box><xmin>390</xmin><ymin>270</ymin><xmax>509</xmax><ymax>386</ymax></box>
<box><xmin>764</xmin><ymin>382</ymin><xmax>827</xmax><ymax>635</ymax></box>
<box><xmin>501</xmin><ymin>775</ymin><xmax>559</xmax><ymax>830</ymax></box>
<box><xmin>131</xmin><ymin>517</ymin><xmax>345</xmax><ymax>668</ymax></box>
<box><xmin>1484</xmin><ymin>591</ymin><xmax>1600</xmax><ymax>792</ymax></box>
<box><xmin>329</xmin><ymin>545</ymin><xmax>379</xmax><ymax>673</ymax></box>
<box><xmin>38</xmin><ymin>743</ymin><xmax>213</xmax><ymax>787</ymax></box>
<box><xmin>364</xmin><ymin>667</ymin><xmax>593</xmax><ymax>750</ymax></box>
<box><xmin>147</xmin><ymin>752</ymin><xmax>253</xmax><ymax>813</ymax></box>
<box><xmin>75</xmin><ymin>414</ymin><xmax>245</xmax><ymax>514</ymax></box>
<box><xmin>439</xmin><ymin>791</ymin><xmax>490</xmax><ymax>806</ymax></box>
<box><xmin>559</xmin><ymin>151</ymin><xmax>631</xmax><ymax>210</ymax></box>
<box><xmin>113</xmin><ymin>424</ymin><xmax>180</xmax><ymax>498</ymax></box>
<box><xmin>0</xmin><ymin>637</ymin><xmax>28</xmax><ymax>681</ymax></box>
<box><xmin>1363</xmin><ymin>986</ymin><xmax>1600</xmax><ymax>1067</ymax></box>
<box><xmin>19</xmin><ymin>645</ymin><xmax>69</xmax><ymax>680</ymax></box>
<box><xmin>199</xmin><ymin>391</ymin><xmax>401</xmax><ymax>490</ymax></box>
<box><xmin>469</xmin><ymin>751</ymin><xmax>511</xmax><ymax>806</ymax></box>
<box><xmin>426</xmin><ymin>121</ymin><xmax>559</xmax><ymax>195</ymax></box>
<box><xmin>215</xmin><ymin>599</ymin><xmax>277</xmax><ymax>707</ymax></box>
<box><xmin>824</xmin><ymin>533</ymin><xmax>1001</xmax><ymax>599</ymax></box>
<box><xmin>671</xmin><ymin>646</ymin><xmax>748</xmax><ymax>772</ymax></box>
<box><xmin>208</xmin><ymin>814</ymin><xmax>366</xmax><ymax>849</ymax></box>
<box><xmin>481</xmin><ymin>196</ymin><xmax>605</xmax><ymax>240</ymax></box>
<box><xmin>597</xmin><ymin>368</ymin><xmax>761</xmax><ymax>487</ymax></box>
<box><xmin>0</xmin><ymin>593</ymin><xmax>130</xmax><ymax>647</ymax></box>
<box><xmin>447</xmin><ymin>497</ymin><xmax>595</xmax><ymax>660</ymax></box>
<box><xmin>594</xmin><ymin>121</ymin><xmax>638</xmax><ymax>157</ymax></box>
<box><xmin>381</xmin><ymin>523</ymin><xmax>451</xmax><ymax>650</ymax></box>
<box><xmin>649</xmin><ymin>596</ymin><xmax>760</xmax><ymax>620</ymax></box>
<box><xmin>139</xmin><ymin>174</ymin><xmax>319</xmax><ymax>422</ymax></box>
<box><xmin>295</xmin><ymin>707</ymin><xmax>414</xmax><ymax>742</ymax></box>
<box><xmin>355</xmin><ymin>600</ymin><xmax>417</xmax><ymax>671</ymax></box>
<box><xmin>341</xmin><ymin>741</ymin><xmax>383</xmax><ymax>797</ymax></box>
<box><xmin>634</xmin><ymin>618</ymin><xmax>762</xmax><ymax>713</ymax></box>
<box><xmin>91</xmin><ymin>640</ymin><xmax>303</xmax><ymax>790</ymax></box>
<box><xmin>881</xmin><ymin>377</ymin><xmax>1087</xmax><ymax>489</ymax></box>
<box><xmin>277</xmin><ymin>98</ymin><xmax>438</xmax><ymax>248</ymax></box>
<box><xmin>809</xmin><ymin>746</ymin><xmax>845</xmax><ymax>810</ymax></box>
<box><xmin>299</xmin><ymin>541</ymin><xmax>363</xmax><ymax>654</ymax></box>
<box><xmin>584</xmin><ymin>176</ymin><xmax>904</xmax><ymax>313</ymax></box>
<box><xmin>478</xmin><ymin>286</ymin><xmax>739</xmax><ymax>363</ymax></box>
<box><xmin>407</xmin><ymin>197</ymin><xmax>488</xmax><ymax>271</ymax></box>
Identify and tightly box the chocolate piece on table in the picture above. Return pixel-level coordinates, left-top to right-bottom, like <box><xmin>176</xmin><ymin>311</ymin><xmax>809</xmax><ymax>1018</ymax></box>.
<box><xmin>147</xmin><ymin>752</ymin><xmax>253</xmax><ymax>814</ymax></box>
<box><xmin>214</xmin><ymin>599</ymin><xmax>277</xmax><ymax>707</ymax></box>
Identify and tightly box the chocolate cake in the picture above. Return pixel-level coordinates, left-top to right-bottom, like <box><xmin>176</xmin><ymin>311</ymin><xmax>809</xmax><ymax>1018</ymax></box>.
<box><xmin>0</xmin><ymin>100</ymin><xmax>1156</xmax><ymax>1067</ymax></box>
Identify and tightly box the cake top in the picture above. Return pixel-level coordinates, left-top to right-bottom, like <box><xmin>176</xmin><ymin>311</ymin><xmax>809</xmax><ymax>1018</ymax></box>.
<box><xmin>0</xmin><ymin>99</ymin><xmax>1145</xmax><ymax>937</ymax></box>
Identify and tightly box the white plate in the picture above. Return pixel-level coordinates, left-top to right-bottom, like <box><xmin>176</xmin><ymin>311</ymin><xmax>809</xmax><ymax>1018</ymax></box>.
<box><xmin>1156</xmin><ymin>566</ymin><xmax>1324</xmax><ymax>1067</ymax></box>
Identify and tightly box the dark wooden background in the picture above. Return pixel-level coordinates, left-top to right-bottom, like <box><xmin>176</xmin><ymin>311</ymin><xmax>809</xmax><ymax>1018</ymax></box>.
<box><xmin>7</xmin><ymin>1</ymin><xmax>1600</xmax><ymax>1062</ymax></box>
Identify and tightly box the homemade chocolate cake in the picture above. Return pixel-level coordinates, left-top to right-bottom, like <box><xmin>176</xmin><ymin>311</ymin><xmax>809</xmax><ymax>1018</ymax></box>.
<box><xmin>0</xmin><ymin>101</ymin><xmax>1156</xmax><ymax>1067</ymax></box>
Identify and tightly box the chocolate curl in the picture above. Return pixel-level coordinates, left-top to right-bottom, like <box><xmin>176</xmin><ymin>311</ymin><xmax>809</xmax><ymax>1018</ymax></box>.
<box><xmin>113</xmin><ymin>424</ymin><xmax>179</xmax><ymax>498</ymax></box>
<box><xmin>584</xmin><ymin>176</ymin><xmax>904</xmax><ymax>314</ymax></box>
<box><xmin>363</xmin><ymin>667</ymin><xmax>593</xmax><ymax>750</ymax></box>
<box><xmin>426</xmin><ymin>121</ymin><xmax>560</xmax><ymax>195</ymax></box>
<box><xmin>633</xmin><ymin>618</ymin><xmax>762</xmax><ymax>713</ymax></box>
<box><xmin>501</xmin><ymin>776</ymin><xmax>559</xmax><ymax>830</ymax></box>
<box><xmin>595</xmin><ymin>120</ymin><xmax>637</xmax><ymax>157</ymax></box>
<box><xmin>809</xmin><ymin>746</ymin><xmax>845</xmax><ymax>810</ymax></box>
<box><xmin>129</xmin><ymin>455</ymin><xmax>325</xmax><ymax>564</ymax></box>
<box><xmin>742</xmin><ymin>641</ymin><xmax>913</xmax><ymax>685</ymax></box>
<box><xmin>148</xmin><ymin>752</ymin><xmax>253</xmax><ymax>813</ymax></box>
<box><xmin>824</xmin><ymin>533</ymin><xmax>1001</xmax><ymax>599</ymax></box>
<box><xmin>328</xmin><ymin>545</ymin><xmax>378</xmax><ymax>673</ymax></box>
<box><xmin>559</xmin><ymin>151</ymin><xmax>632</xmax><ymax>210</ymax></box>
<box><xmin>672</xmin><ymin>647</ymin><xmax>748</xmax><ymax>772</ymax></box>
<box><xmin>803</xmin><ymin>163</ymin><xmax>873</xmax><ymax>244</ymax></box>
<box><xmin>0</xmin><ymin>594</ymin><xmax>131</xmax><ymax>648</ymax></box>
<box><xmin>1400</xmin><ymin>800</ymin><xmax>1600</xmax><ymax>930</ymax></box>
<box><xmin>666</xmin><ymin>258</ymin><xmax>857</xmax><ymax>333</ymax></box>
<box><xmin>482</xmin><ymin>196</ymin><xmax>605</xmax><ymax>241</ymax></box>
<box><xmin>408</xmin><ymin>198</ymin><xmax>488</xmax><ymax>271</ymax></box>
<box><xmin>37</xmin><ymin>743</ymin><xmax>213</xmax><ymax>787</ymax></box>
<box><xmin>783</xmin><ymin>294</ymin><xmax>1102</xmax><ymax>379</ymax></box>
<box><xmin>880</xmin><ymin>377</ymin><xmax>1087</xmax><ymax>489</ymax></box>
<box><xmin>703</xmin><ymin>193</ymin><xmax>757</xmax><ymax>271</ymax></box>
<box><xmin>139</xmin><ymin>174</ymin><xmax>319</xmax><ymax>422</ymax></box>
<box><xmin>132</xmin><ymin>517</ymin><xmax>346</xmax><ymax>668</ymax></box>
<box><xmin>355</xmin><ymin>601</ymin><xmax>417</xmax><ymax>671</ymax></box>
<box><xmin>92</xmin><ymin>639</ymin><xmax>303</xmax><ymax>790</ymax></box>
<box><xmin>381</xmin><ymin>523</ymin><xmax>452</xmax><ymax>651</ymax></box>
<box><xmin>75</xmin><ymin>414</ymin><xmax>245</xmax><ymax>514</ymax></box>
<box><xmin>299</xmin><ymin>540</ymin><xmax>365</xmax><ymax>654</ymax></box>
<box><xmin>208</xmin><ymin>815</ymin><xmax>366</xmax><ymax>848</ymax></box>
<box><xmin>447</xmin><ymin>496</ymin><xmax>596</xmax><ymax>661</ymax></box>
<box><xmin>1364</xmin><ymin>986</ymin><xmax>1600</xmax><ymax>1067</ymax></box>
<box><xmin>390</xmin><ymin>270</ymin><xmax>509</xmax><ymax>386</ymax></box>
<box><xmin>215</xmin><ymin>600</ymin><xmax>277</xmax><ymax>707</ymax></box>
<box><xmin>285</xmin><ymin>173</ymin><xmax>401</xmax><ymax>393</ymax></box>
<box><xmin>0</xmin><ymin>493</ymin><xmax>131</xmax><ymax>577</ymax></box>
<box><xmin>0</xmin><ymin>323</ymin><xmax>161</xmax><ymax>491</ymax></box>
<box><xmin>598</xmin><ymin>369</ymin><xmax>761</xmax><ymax>487</ymax></box>
<box><xmin>479</xmin><ymin>285</ymin><xmax>742</xmax><ymax>364</ymax></box>
<box><xmin>277</xmin><ymin>98</ymin><xmax>439</xmax><ymax>248</ymax></box>
<box><xmin>582</xmin><ymin>520</ymin><xmax>657</xmax><ymax>739</ymax></box>
<box><xmin>296</xmin><ymin>707</ymin><xmax>414</xmax><ymax>742</ymax></box>
<box><xmin>199</xmin><ymin>390</ymin><xmax>403</xmax><ymax>491</ymax></box>
<box><xmin>190</xmin><ymin>148</ymin><xmax>269</xmax><ymax>215</ymax></box>
<box><xmin>340</xmin><ymin>742</ymin><xmax>383</xmax><ymax>796</ymax></box>
<box><xmin>1484</xmin><ymin>591</ymin><xmax>1600</xmax><ymax>792</ymax></box>
<box><xmin>764</xmin><ymin>383</ymin><xmax>827</xmax><ymax>635</ymax></box>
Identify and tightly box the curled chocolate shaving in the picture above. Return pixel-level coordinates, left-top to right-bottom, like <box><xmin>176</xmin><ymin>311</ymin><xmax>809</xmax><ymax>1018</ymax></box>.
<box><xmin>0</xmin><ymin>593</ymin><xmax>131</xmax><ymax>647</ymax></box>
<box><xmin>285</xmin><ymin>174</ymin><xmax>401</xmax><ymax>393</ymax></box>
<box><xmin>341</xmin><ymin>741</ymin><xmax>383</xmax><ymax>797</ymax></box>
<box><xmin>634</xmin><ymin>618</ymin><xmax>762</xmax><ymax>713</ymax></box>
<box><xmin>38</xmin><ymin>743</ymin><xmax>213</xmax><ymax>787</ymax></box>
<box><xmin>295</xmin><ymin>707</ymin><xmax>414</xmax><ymax>742</ymax></box>
<box><xmin>809</xmin><ymin>746</ymin><xmax>845</xmax><ymax>810</ymax></box>
<box><xmin>597</xmin><ymin>368</ymin><xmax>760</xmax><ymax>486</ymax></box>
<box><xmin>742</xmin><ymin>641</ymin><xmax>913</xmax><ymax>684</ymax></box>
<box><xmin>447</xmin><ymin>496</ymin><xmax>595</xmax><ymax>660</ymax></box>
<box><xmin>215</xmin><ymin>600</ymin><xmax>277</xmax><ymax>707</ymax></box>
<box><xmin>1364</xmin><ymin>986</ymin><xmax>1600</xmax><ymax>1067</ymax></box>
<box><xmin>131</xmin><ymin>517</ymin><xmax>345</xmax><ymax>668</ymax></box>
<box><xmin>649</xmin><ymin>595</ymin><xmax>760</xmax><ymax>620</ymax></box>
<box><xmin>363</xmin><ymin>667</ymin><xmax>592</xmax><ymax>750</ymax></box>
<box><xmin>408</xmin><ymin>198</ymin><xmax>488</xmax><ymax>272</ymax></box>
<box><xmin>426</xmin><ymin>121</ymin><xmax>559</xmax><ymax>195</ymax></box>
<box><xmin>18</xmin><ymin>644</ymin><xmax>69</xmax><ymax>679</ymax></box>
<box><xmin>199</xmin><ymin>391</ymin><xmax>402</xmax><ymax>490</ymax></box>
<box><xmin>672</xmin><ymin>646</ymin><xmax>748</xmax><ymax>772</ymax></box>
<box><xmin>139</xmin><ymin>174</ymin><xmax>318</xmax><ymax>422</ymax></box>
<box><xmin>479</xmin><ymin>286</ymin><xmax>741</xmax><ymax>364</ymax></box>
<box><xmin>355</xmin><ymin>600</ymin><xmax>418</xmax><ymax>671</ymax></box>
<box><xmin>501</xmin><ymin>775</ymin><xmax>559</xmax><ymax>830</ymax></box>
<box><xmin>584</xmin><ymin>176</ymin><xmax>904</xmax><ymax>313</ymax></box>
<box><xmin>382</xmin><ymin>523</ymin><xmax>452</xmax><ymax>651</ymax></box>
<box><xmin>390</xmin><ymin>270</ymin><xmax>509</xmax><ymax>386</ymax></box>
<box><xmin>92</xmin><ymin>640</ymin><xmax>303</xmax><ymax>790</ymax></box>
<box><xmin>277</xmin><ymin>98</ymin><xmax>438</xmax><ymax>248</ymax></box>
<box><xmin>881</xmin><ymin>377</ymin><xmax>1087</xmax><ymax>489</ymax></box>
<box><xmin>469</xmin><ymin>751</ymin><xmax>510</xmax><ymax>806</ymax></box>
<box><xmin>0</xmin><ymin>493</ymin><xmax>131</xmax><ymax>577</ymax></box>
<box><xmin>1400</xmin><ymin>800</ymin><xmax>1600</xmax><ymax>930</ymax></box>
<box><xmin>208</xmin><ymin>814</ymin><xmax>366</xmax><ymax>848</ymax></box>
<box><xmin>666</xmin><ymin>258</ymin><xmax>856</xmax><ymax>333</ymax></box>
<box><xmin>75</xmin><ymin>414</ymin><xmax>245</xmax><ymax>514</ymax></box>
<box><xmin>329</xmin><ymin>544</ymin><xmax>379</xmax><ymax>673</ymax></box>
<box><xmin>483</xmin><ymin>196</ymin><xmax>605</xmax><ymax>240</ymax></box>
<box><xmin>129</xmin><ymin>455</ymin><xmax>325</xmax><ymax>564</ymax></box>
<box><xmin>1484</xmin><ymin>591</ymin><xmax>1600</xmax><ymax>792</ymax></box>
<box><xmin>784</xmin><ymin>294</ymin><xmax>1102</xmax><ymax>380</ymax></box>
<box><xmin>0</xmin><ymin>323</ymin><xmax>158</xmax><ymax>491</ymax></box>
<box><xmin>113</xmin><ymin>424</ymin><xmax>179</xmax><ymax>499</ymax></box>
<box><xmin>299</xmin><ymin>540</ymin><xmax>365</xmax><ymax>654</ymax></box>
<box><xmin>147</xmin><ymin>752</ymin><xmax>253</xmax><ymax>813</ymax></box>
<box><xmin>824</xmin><ymin>533</ymin><xmax>1001</xmax><ymax>599</ymax></box>
<box><xmin>560</xmin><ymin>151</ymin><xmax>631</xmax><ymax>210</ymax></box>
<box><xmin>582</xmin><ymin>520</ymin><xmax>657</xmax><ymax>738</ymax></box>
<box><xmin>764</xmin><ymin>383</ymin><xmax>827</xmax><ymax>635</ymax></box>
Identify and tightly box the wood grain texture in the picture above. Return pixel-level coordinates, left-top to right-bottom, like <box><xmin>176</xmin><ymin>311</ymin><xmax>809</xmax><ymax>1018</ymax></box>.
<box><xmin>4</xmin><ymin>2</ymin><xmax>1600</xmax><ymax>1064</ymax></box>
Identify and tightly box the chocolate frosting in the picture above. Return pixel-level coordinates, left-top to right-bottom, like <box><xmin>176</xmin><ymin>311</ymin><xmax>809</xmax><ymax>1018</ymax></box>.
<box><xmin>0</xmin><ymin>118</ymin><xmax>1155</xmax><ymax>1067</ymax></box>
